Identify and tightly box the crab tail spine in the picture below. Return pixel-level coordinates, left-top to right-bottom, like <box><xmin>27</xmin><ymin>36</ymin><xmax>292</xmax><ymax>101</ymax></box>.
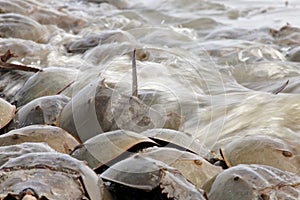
<box><xmin>132</xmin><ymin>49</ymin><xmax>138</xmax><ymax>97</ymax></box>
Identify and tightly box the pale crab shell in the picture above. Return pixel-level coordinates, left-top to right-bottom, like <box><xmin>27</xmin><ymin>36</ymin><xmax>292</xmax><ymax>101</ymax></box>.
<box><xmin>0</xmin><ymin>125</ymin><xmax>80</xmax><ymax>154</ymax></box>
<box><xmin>208</xmin><ymin>164</ymin><xmax>300</xmax><ymax>200</ymax></box>
<box><xmin>0</xmin><ymin>97</ymin><xmax>15</xmax><ymax>129</ymax></box>
<box><xmin>0</xmin><ymin>152</ymin><xmax>106</xmax><ymax>200</ymax></box>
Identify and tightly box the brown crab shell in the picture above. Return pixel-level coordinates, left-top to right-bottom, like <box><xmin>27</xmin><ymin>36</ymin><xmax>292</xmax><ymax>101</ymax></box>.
<box><xmin>100</xmin><ymin>154</ymin><xmax>206</xmax><ymax>199</ymax></box>
<box><xmin>140</xmin><ymin>128</ymin><xmax>211</xmax><ymax>158</ymax></box>
<box><xmin>0</xmin><ymin>142</ymin><xmax>55</xmax><ymax>166</ymax></box>
<box><xmin>0</xmin><ymin>125</ymin><xmax>80</xmax><ymax>154</ymax></box>
<box><xmin>59</xmin><ymin>78</ymin><xmax>165</xmax><ymax>142</ymax></box>
<box><xmin>65</xmin><ymin>30</ymin><xmax>136</xmax><ymax>54</ymax></box>
<box><xmin>0</xmin><ymin>97</ymin><xmax>15</xmax><ymax>129</ymax></box>
<box><xmin>12</xmin><ymin>67</ymin><xmax>79</xmax><ymax>107</ymax></box>
<box><xmin>8</xmin><ymin>94</ymin><xmax>69</xmax><ymax>129</ymax></box>
<box><xmin>215</xmin><ymin>134</ymin><xmax>300</xmax><ymax>175</ymax></box>
<box><xmin>139</xmin><ymin>147</ymin><xmax>222</xmax><ymax>188</ymax></box>
<box><xmin>0</xmin><ymin>152</ymin><xmax>105</xmax><ymax>200</ymax></box>
<box><xmin>0</xmin><ymin>13</ymin><xmax>49</xmax><ymax>43</ymax></box>
<box><xmin>207</xmin><ymin>164</ymin><xmax>300</xmax><ymax>200</ymax></box>
<box><xmin>71</xmin><ymin>130</ymin><xmax>157</xmax><ymax>170</ymax></box>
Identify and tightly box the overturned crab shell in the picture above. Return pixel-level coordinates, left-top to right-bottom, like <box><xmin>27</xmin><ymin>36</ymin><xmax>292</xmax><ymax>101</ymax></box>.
<box><xmin>9</xmin><ymin>95</ymin><xmax>69</xmax><ymax>129</ymax></box>
<box><xmin>141</xmin><ymin>128</ymin><xmax>210</xmax><ymax>158</ymax></box>
<box><xmin>0</xmin><ymin>152</ymin><xmax>104</xmax><ymax>200</ymax></box>
<box><xmin>0</xmin><ymin>125</ymin><xmax>80</xmax><ymax>154</ymax></box>
<box><xmin>13</xmin><ymin>67</ymin><xmax>79</xmax><ymax>107</ymax></box>
<box><xmin>208</xmin><ymin>164</ymin><xmax>300</xmax><ymax>200</ymax></box>
<box><xmin>71</xmin><ymin>130</ymin><xmax>157</xmax><ymax>170</ymax></box>
<box><xmin>0</xmin><ymin>142</ymin><xmax>54</xmax><ymax>166</ymax></box>
<box><xmin>101</xmin><ymin>155</ymin><xmax>206</xmax><ymax>200</ymax></box>
<box><xmin>59</xmin><ymin>78</ymin><xmax>164</xmax><ymax>142</ymax></box>
<box><xmin>139</xmin><ymin>147</ymin><xmax>222</xmax><ymax>188</ymax></box>
<box><xmin>217</xmin><ymin>135</ymin><xmax>300</xmax><ymax>175</ymax></box>
<box><xmin>0</xmin><ymin>97</ymin><xmax>15</xmax><ymax>129</ymax></box>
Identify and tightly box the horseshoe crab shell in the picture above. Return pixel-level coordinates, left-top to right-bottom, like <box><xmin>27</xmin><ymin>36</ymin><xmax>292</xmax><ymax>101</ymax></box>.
<box><xmin>13</xmin><ymin>67</ymin><xmax>79</xmax><ymax>107</ymax></box>
<box><xmin>215</xmin><ymin>135</ymin><xmax>300</xmax><ymax>175</ymax></box>
<box><xmin>139</xmin><ymin>147</ymin><xmax>222</xmax><ymax>188</ymax></box>
<box><xmin>0</xmin><ymin>152</ymin><xmax>104</xmax><ymax>200</ymax></box>
<box><xmin>0</xmin><ymin>142</ymin><xmax>54</xmax><ymax>166</ymax></box>
<box><xmin>71</xmin><ymin>130</ymin><xmax>157</xmax><ymax>171</ymax></box>
<box><xmin>65</xmin><ymin>30</ymin><xmax>136</xmax><ymax>54</ymax></box>
<box><xmin>59</xmin><ymin>78</ymin><xmax>164</xmax><ymax>142</ymax></box>
<box><xmin>0</xmin><ymin>13</ymin><xmax>49</xmax><ymax>43</ymax></box>
<box><xmin>8</xmin><ymin>95</ymin><xmax>69</xmax><ymax>129</ymax></box>
<box><xmin>100</xmin><ymin>155</ymin><xmax>206</xmax><ymax>200</ymax></box>
<box><xmin>0</xmin><ymin>125</ymin><xmax>80</xmax><ymax>154</ymax></box>
<box><xmin>0</xmin><ymin>97</ymin><xmax>15</xmax><ymax>129</ymax></box>
<box><xmin>141</xmin><ymin>128</ymin><xmax>210</xmax><ymax>158</ymax></box>
<box><xmin>207</xmin><ymin>164</ymin><xmax>300</xmax><ymax>200</ymax></box>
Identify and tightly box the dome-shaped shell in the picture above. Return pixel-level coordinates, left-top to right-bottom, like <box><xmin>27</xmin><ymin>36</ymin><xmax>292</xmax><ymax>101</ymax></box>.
<box><xmin>59</xmin><ymin>78</ymin><xmax>165</xmax><ymax>142</ymax></box>
<box><xmin>58</xmin><ymin>78</ymin><xmax>114</xmax><ymax>142</ymax></box>
<box><xmin>0</xmin><ymin>13</ymin><xmax>49</xmax><ymax>43</ymax></box>
<box><xmin>101</xmin><ymin>154</ymin><xmax>206</xmax><ymax>199</ymax></box>
<box><xmin>9</xmin><ymin>94</ymin><xmax>69</xmax><ymax>129</ymax></box>
<box><xmin>217</xmin><ymin>135</ymin><xmax>300</xmax><ymax>175</ymax></box>
<box><xmin>13</xmin><ymin>67</ymin><xmax>79</xmax><ymax>107</ymax></box>
<box><xmin>71</xmin><ymin>130</ymin><xmax>157</xmax><ymax>170</ymax></box>
<box><xmin>0</xmin><ymin>97</ymin><xmax>15</xmax><ymax>129</ymax></box>
<box><xmin>0</xmin><ymin>125</ymin><xmax>80</xmax><ymax>154</ymax></box>
<box><xmin>141</xmin><ymin>128</ymin><xmax>210</xmax><ymax>158</ymax></box>
<box><xmin>208</xmin><ymin>164</ymin><xmax>300</xmax><ymax>200</ymax></box>
<box><xmin>0</xmin><ymin>142</ymin><xmax>54</xmax><ymax>166</ymax></box>
<box><xmin>0</xmin><ymin>152</ymin><xmax>104</xmax><ymax>200</ymax></box>
<box><xmin>139</xmin><ymin>147</ymin><xmax>222</xmax><ymax>188</ymax></box>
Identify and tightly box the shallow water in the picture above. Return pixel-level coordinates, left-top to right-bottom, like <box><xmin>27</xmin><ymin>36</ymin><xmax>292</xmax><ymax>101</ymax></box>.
<box><xmin>1</xmin><ymin>0</ymin><xmax>300</xmax><ymax>149</ymax></box>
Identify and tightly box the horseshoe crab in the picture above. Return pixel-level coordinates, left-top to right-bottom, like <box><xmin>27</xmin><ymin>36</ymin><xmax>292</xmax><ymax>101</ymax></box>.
<box><xmin>13</xmin><ymin>67</ymin><xmax>79</xmax><ymax>107</ymax></box>
<box><xmin>140</xmin><ymin>128</ymin><xmax>211</xmax><ymax>159</ymax></box>
<box><xmin>0</xmin><ymin>152</ymin><xmax>106</xmax><ymax>200</ymax></box>
<box><xmin>0</xmin><ymin>38</ymin><xmax>49</xmax><ymax>65</ymax></box>
<box><xmin>0</xmin><ymin>125</ymin><xmax>80</xmax><ymax>154</ymax></box>
<box><xmin>0</xmin><ymin>97</ymin><xmax>15</xmax><ymax>129</ymax></box>
<box><xmin>270</xmin><ymin>24</ymin><xmax>300</xmax><ymax>46</ymax></box>
<box><xmin>207</xmin><ymin>164</ymin><xmax>300</xmax><ymax>200</ymax></box>
<box><xmin>139</xmin><ymin>147</ymin><xmax>222</xmax><ymax>188</ymax></box>
<box><xmin>0</xmin><ymin>13</ymin><xmax>49</xmax><ymax>43</ymax></box>
<box><xmin>65</xmin><ymin>30</ymin><xmax>136</xmax><ymax>54</ymax></box>
<box><xmin>100</xmin><ymin>155</ymin><xmax>207</xmax><ymax>200</ymax></box>
<box><xmin>71</xmin><ymin>130</ymin><xmax>157</xmax><ymax>172</ymax></box>
<box><xmin>0</xmin><ymin>0</ymin><xmax>28</xmax><ymax>15</ymax></box>
<box><xmin>8</xmin><ymin>94</ymin><xmax>69</xmax><ymax>129</ymax></box>
<box><xmin>59</xmin><ymin>78</ymin><xmax>164</xmax><ymax>142</ymax></box>
<box><xmin>0</xmin><ymin>69</ymin><xmax>32</xmax><ymax>102</ymax></box>
<box><xmin>287</xmin><ymin>46</ymin><xmax>300</xmax><ymax>62</ymax></box>
<box><xmin>0</xmin><ymin>142</ymin><xmax>54</xmax><ymax>166</ymax></box>
<box><xmin>214</xmin><ymin>134</ymin><xmax>300</xmax><ymax>175</ymax></box>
